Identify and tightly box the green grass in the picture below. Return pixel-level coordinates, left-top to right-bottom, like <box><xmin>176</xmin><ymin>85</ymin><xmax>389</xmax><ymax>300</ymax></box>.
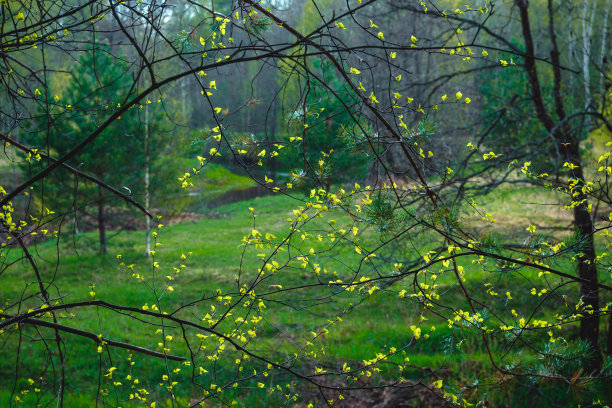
<box><xmin>154</xmin><ymin>159</ymin><xmax>256</xmax><ymax>214</ymax></box>
<box><xmin>0</xmin><ymin>184</ymin><xmax>610</xmax><ymax>407</ymax></box>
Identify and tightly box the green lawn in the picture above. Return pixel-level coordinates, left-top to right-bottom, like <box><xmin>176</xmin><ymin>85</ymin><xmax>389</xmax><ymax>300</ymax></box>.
<box><xmin>0</xmin><ymin>184</ymin><xmax>609</xmax><ymax>407</ymax></box>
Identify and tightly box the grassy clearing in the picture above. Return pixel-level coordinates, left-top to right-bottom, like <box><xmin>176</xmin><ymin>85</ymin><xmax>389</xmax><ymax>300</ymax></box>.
<box><xmin>0</xmin><ymin>185</ymin><xmax>609</xmax><ymax>407</ymax></box>
<box><xmin>155</xmin><ymin>160</ymin><xmax>255</xmax><ymax>214</ymax></box>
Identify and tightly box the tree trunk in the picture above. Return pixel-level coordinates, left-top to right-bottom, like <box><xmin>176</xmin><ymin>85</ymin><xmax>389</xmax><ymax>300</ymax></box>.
<box><xmin>568</xmin><ymin>148</ymin><xmax>601</xmax><ymax>369</ymax></box>
<box><xmin>516</xmin><ymin>0</ymin><xmax>602</xmax><ymax>368</ymax></box>
<box><xmin>599</xmin><ymin>7</ymin><xmax>609</xmax><ymax>101</ymax></box>
<box><xmin>581</xmin><ymin>0</ymin><xmax>596</xmax><ymax>115</ymax></box>
<box><xmin>97</xmin><ymin>186</ymin><xmax>107</xmax><ymax>254</ymax></box>
<box><xmin>181</xmin><ymin>77</ymin><xmax>188</xmax><ymax>123</ymax></box>
<box><xmin>268</xmin><ymin>99</ymin><xmax>278</xmax><ymax>178</ymax></box>
<box><xmin>608</xmin><ymin>287</ymin><xmax>612</xmax><ymax>354</ymax></box>
<box><xmin>144</xmin><ymin>104</ymin><xmax>151</xmax><ymax>257</ymax></box>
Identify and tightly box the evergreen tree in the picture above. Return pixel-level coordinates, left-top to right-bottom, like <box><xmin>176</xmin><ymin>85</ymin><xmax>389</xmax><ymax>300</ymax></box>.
<box><xmin>27</xmin><ymin>49</ymin><xmax>145</xmax><ymax>253</ymax></box>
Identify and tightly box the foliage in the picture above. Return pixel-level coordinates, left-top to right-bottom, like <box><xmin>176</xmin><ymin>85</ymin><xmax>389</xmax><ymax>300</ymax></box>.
<box><xmin>23</xmin><ymin>50</ymin><xmax>146</xmax><ymax>249</ymax></box>
<box><xmin>1</xmin><ymin>0</ymin><xmax>612</xmax><ymax>407</ymax></box>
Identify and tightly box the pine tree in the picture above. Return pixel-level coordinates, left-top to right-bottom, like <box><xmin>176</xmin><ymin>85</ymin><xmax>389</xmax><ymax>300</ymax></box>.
<box><xmin>27</xmin><ymin>48</ymin><xmax>145</xmax><ymax>253</ymax></box>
